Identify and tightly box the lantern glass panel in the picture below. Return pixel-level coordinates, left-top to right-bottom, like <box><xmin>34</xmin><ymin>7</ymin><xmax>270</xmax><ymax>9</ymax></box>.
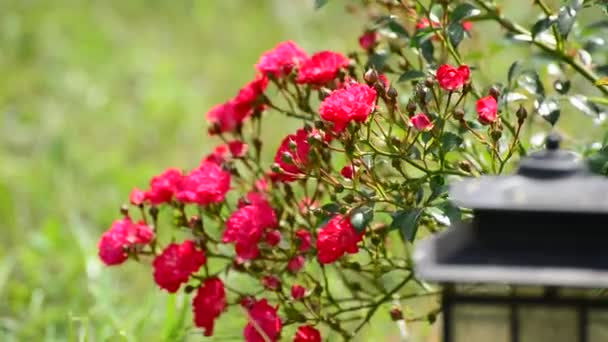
<box><xmin>519</xmin><ymin>306</ymin><xmax>577</xmax><ymax>342</ymax></box>
<box><xmin>452</xmin><ymin>304</ymin><xmax>510</xmax><ymax>342</ymax></box>
<box><xmin>589</xmin><ymin>310</ymin><xmax>608</xmax><ymax>342</ymax></box>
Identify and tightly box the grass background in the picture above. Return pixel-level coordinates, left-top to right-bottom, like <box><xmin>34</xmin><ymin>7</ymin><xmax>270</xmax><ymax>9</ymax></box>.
<box><xmin>0</xmin><ymin>0</ymin><xmax>606</xmax><ymax>341</ymax></box>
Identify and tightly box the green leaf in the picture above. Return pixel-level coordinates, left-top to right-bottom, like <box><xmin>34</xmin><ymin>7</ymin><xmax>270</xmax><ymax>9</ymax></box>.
<box><xmin>314</xmin><ymin>0</ymin><xmax>329</xmax><ymax>10</ymax></box>
<box><xmin>420</xmin><ymin>39</ymin><xmax>434</xmax><ymax>64</ymax></box>
<box><xmin>350</xmin><ymin>206</ymin><xmax>374</xmax><ymax>233</ymax></box>
<box><xmin>391</xmin><ymin>209</ymin><xmax>423</xmax><ymax>242</ymax></box>
<box><xmin>440</xmin><ymin>131</ymin><xmax>464</xmax><ymax>152</ymax></box>
<box><xmin>588</xmin><ymin>147</ymin><xmax>608</xmax><ymax>175</ymax></box>
<box><xmin>536</xmin><ymin>98</ymin><xmax>560</xmax><ymax>125</ymax></box>
<box><xmin>450</xmin><ymin>3</ymin><xmax>480</xmax><ymax>23</ymax></box>
<box><xmin>322</xmin><ymin>202</ymin><xmax>340</xmax><ymax>214</ymax></box>
<box><xmin>531</xmin><ymin>17</ymin><xmax>555</xmax><ymax>38</ymax></box>
<box><xmin>387</xmin><ymin>19</ymin><xmax>410</xmax><ymax>39</ymax></box>
<box><xmin>518</xmin><ymin>70</ymin><xmax>545</xmax><ymax>98</ymax></box>
<box><xmin>557</xmin><ymin>6</ymin><xmax>577</xmax><ymax>38</ymax></box>
<box><xmin>398</xmin><ymin>70</ymin><xmax>426</xmax><ymax>83</ymax></box>
<box><xmin>569</xmin><ymin>94</ymin><xmax>600</xmax><ymax>117</ymax></box>
<box><xmin>366</xmin><ymin>52</ymin><xmax>389</xmax><ymax>71</ymax></box>
<box><xmin>553</xmin><ymin>79</ymin><xmax>571</xmax><ymax>94</ymax></box>
<box><xmin>373</xmin><ymin>16</ymin><xmax>409</xmax><ymax>39</ymax></box>
<box><xmin>507</xmin><ymin>60</ymin><xmax>522</xmax><ymax>85</ymax></box>
<box><xmin>447</xmin><ymin>22</ymin><xmax>465</xmax><ymax>48</ymax></box>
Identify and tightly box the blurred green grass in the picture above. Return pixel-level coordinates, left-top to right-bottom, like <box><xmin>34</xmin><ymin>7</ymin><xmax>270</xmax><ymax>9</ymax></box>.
<box><xmin>1</xmin><ymin>0</ymin><xmax>606</xmax><ymax>341</ymax></box>
<box><xmin>0</xmin><ymin>1</ymin><xmax>364</xmax><ymax>340</ymax></box>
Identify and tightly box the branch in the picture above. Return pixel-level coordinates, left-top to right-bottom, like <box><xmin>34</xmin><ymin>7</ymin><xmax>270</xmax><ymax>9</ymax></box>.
<box><xmin>472</xmin><ymin>0</ymin><xmax>608</xmax><ymax>96</ymax></box>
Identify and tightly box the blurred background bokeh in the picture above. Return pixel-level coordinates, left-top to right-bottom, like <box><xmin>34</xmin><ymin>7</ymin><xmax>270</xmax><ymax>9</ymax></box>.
<box><xmin>1</xmin><ymin>0</ymin><xmax>606</xmax><ymax>341</ymax></box>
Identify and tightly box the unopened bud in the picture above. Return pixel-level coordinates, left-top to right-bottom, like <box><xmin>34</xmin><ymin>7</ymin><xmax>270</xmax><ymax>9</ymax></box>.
<box><xmin>387</xmin><ymin>87</ymin><xmax>398</xmax><ymax>99</ymax></box>
<box><xmin>364</xmin><ymin>69</ymin><xmax>379</xmax><ymax>84</ymax></box>
<box><xmin>416</xmin><ymin>86</ymin><xmax>429</xmax><ymax>104</ymax></box>
<box><xmin>489</xmin><ymin>86</ymin><xmax>501</xmax><ymax>100</ymax></box>
<box><xmin>490</xmin><ymin>129</ymin><xmax>502</xmax><ymax>141</ymax></box>
<box><xmin>427</xmin><ymin>312</ymin><xmax>437</xmax><ymax>324</ymax></box>
<box><xmin>374</xmin><ymin>82</ymin><xmax>386</xmax><ymax>96</ymax></box>
<box><xmin>406</xmin><ymin>100</ymin><xmax>417</xmax><ymax>114</ymax></box>
<box><xmin>335</xmin><ymin>183</ymin><xmax>344</xmax><ymax>193</ymax></box>
<box><xmin>516</xmin><ymin>105</ymin><xmax>528</xmax><ymax>122</ymax></box>
<box><xmin>424</xmin><ymin>77</ymin><xmax>435</xmax><ymax>88</ymax></box>
<box><xmin>453</xmin><ymin>108</ymin><xmax>465</xmax><ymax>121</ymax></box>
<box><xmin>389</xmin><ymin>307</ymin><xmax>403</xmax><ymax>321</ymax></box>
<box><xmin>281</xmin><ymin>152</ymin><xmax>294</xmax><ymax>164</ymax></box>
<box><xmin>303</xmin><ymin>123</ymin><xmax>313</xmax><ymax>132</ymax></box>
<box><xmin>314</xmin><ymin>120</ymin><xmax>325</xmax><ymax>129</ymax></box>
<box><xmin>342</xmin><ymin>194</ymin><xmax>355</xmax><ymax>204</ymax></box>
<box><xmin>184</xmin><ymin>285</ymin><xmax>196</xmax><ymax>294</ymax></box>
<box><xmin>120</xmin><ymin>204</ymin><xmax>129</xmax><ymax>217</ymax></box>
<box><xmin>271</xmin><ymin>163</ymin><xmax>283</xmax><ymax>173</ymax></box>
<box><xmin>458</xmin><ymin>160</ymin><xmax>472</xmax><ymax>172</ymax></box>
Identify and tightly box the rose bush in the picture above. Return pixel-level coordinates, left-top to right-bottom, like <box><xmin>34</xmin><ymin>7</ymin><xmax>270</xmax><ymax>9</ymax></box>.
<box><xmin>98</xmin><ymin>0</ymin><xmax>608</xmax><ymax>340</ymax></box>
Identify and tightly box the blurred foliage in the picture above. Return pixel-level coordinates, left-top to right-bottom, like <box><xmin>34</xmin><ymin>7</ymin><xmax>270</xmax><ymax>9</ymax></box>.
<box><xmin>1</xmin><ymin>0</ymin><xmax>608</xmax><ymax>341</ymax></box>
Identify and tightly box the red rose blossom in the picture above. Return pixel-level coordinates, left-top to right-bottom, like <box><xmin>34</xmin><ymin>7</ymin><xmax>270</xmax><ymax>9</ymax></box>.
<box><xmin>228</xmin><ymin>140</ymin><xmax>248</xmax><ymax>158</ymax></box>
<box><xmin>264</xmin><ymin>230</ymin><xmax>281</xmax><ymax>246</ymax></box>
<box><xmin>262</xmin><ymin>275</ymin><xmax>281</xmax><ymax>291</ymax></box>
<box><xmin>205</xmin><ymin>140</ymin><xmax>248</xmax><ymax>165</ymax></box>
<box><xmin>294</xmin><ymin>325</ymin><xmax>322</xmax><ymax>342</ymax></box>
<box><xmin>291</xmin><ymin>285</ymin><xmax>306</xmax><ymax>300</ymax></box>
<box><xmin>436</xmin><ymin>64</ymin><xmax>470</xmax><ymax>91</ymax></box>
<box><xmin>272</xmin><ymin>128</ymin><xmax>313</xmax><ymax>182</ymax></box>
<box><xmin>477</xmin><ymin>95</ymin><xmax>498</xmax><ymax>125</ymax></box>
<box><xmin>319</xmin><ymin>83</ymin><xmax>377</xmax><ymax>132</ymax></box>
<box><xmin>295</xmin><ymin>229</ymin><xmax>312</xmax><ymax>252</ymax></box>
<box><xmin>410</xmin><ymin>113</ymin><xmax>434</xmax><ymax>131</ymax></box>
<box><xmin>256</xmin><ymin>41</ymin><xmax>309</xmax><ymax>78</ymax></box>
<box><xmin>145</xmin><ymin>168</ymin><xmax>182</xmax><ymax>205</ymax></box>
<box><xmin>193</xmin><ymin>277</ymin><xmax>227</xmax><ymax>336</ymax></box>
<box><xmin>340</xmin><ymin>165</ymin><xmax>355</xmax><ymax>179</ymax></box>
<box><xmin>98</xmin><ymin>218</ymin><xmax>154</xmax><ymax>266</ymax></box>
<box><xmin>205</xmin><ymin>145</ymin><xmax>229</xmax><ymax>165</ymax></box>
<box><xmin>317</xmin><ymin>215</ymin><xmax>364</xmax><ymax>264</ymax></box>
<box><xmin>359</xmin><ymin>31</ymin><xmax>379</xmax><ymax>50</ymax></box>
<box><xmin>234</xmin><ymin>74</ymin><xmax>269</xmax><ymax>118</ymax></box>
<box><xmin>287</xmin><ymin>255</ymin><xmax>305</xmax><ymax>273</ymax></box>
<box><xmin>297</xmin><ymin>51</ymin><xmax>350</xmax><ymax>86</ymax></box>
<box><xmin>175</xmin><ymin>161</ymin><xmax>231</xmax><ymax>206</ymax></box>
<box><xmin>222</xmin><ymin>196</ymin><xmax>278</xmax><ymax>260</ymax></box>
<box><xmin>244</xmin><ymin>299</ymin><xmax>282</xmax><ymax>342</ymax></box>
<box><xmin>206</xmin><ymin>101</ymin><xmax>241</xmax><ymax>135</ymax></box>
<box><xmin>152</xmin><ymin>240</ymin><xmax>207</xmax><ymax>293</ymax></box>
<box><xmin>129</xmin><ymin>188</ymin><xmax>146</xmax><ymax>205</ymax></box>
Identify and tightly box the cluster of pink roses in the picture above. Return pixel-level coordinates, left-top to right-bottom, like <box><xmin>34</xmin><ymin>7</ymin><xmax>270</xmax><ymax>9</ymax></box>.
<box><xmin>97</xmin><ymin>40</ymin><xmax>388</xmax><ymax>341</ymax></box>
<box><xmin>99</xmin><ymin>25</ymin><xmax>502</xmax><ymax>338</ymax></box>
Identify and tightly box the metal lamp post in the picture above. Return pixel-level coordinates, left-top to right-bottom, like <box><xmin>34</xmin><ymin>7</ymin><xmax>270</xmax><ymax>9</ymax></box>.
<box><xmin>414</xmin><ymin>135</ymin><xmax>608</xmax><ymax>342</ymax></box>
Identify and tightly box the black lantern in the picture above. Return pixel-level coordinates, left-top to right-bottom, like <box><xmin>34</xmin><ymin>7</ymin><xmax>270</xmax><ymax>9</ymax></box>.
<box><xmin>414</xmin><ymin>135</ymin><xmax>608</xmax><ymax>342</ymax></box>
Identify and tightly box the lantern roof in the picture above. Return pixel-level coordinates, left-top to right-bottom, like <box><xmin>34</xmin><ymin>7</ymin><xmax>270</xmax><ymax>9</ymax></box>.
<box><xmin>451</xmin><ymin>134</ymin><xmax>608</xmax><ymax>213</ymax></box>
<box><xmin>414</xmin><ymin>134</ymin><xmax>608</xmax><ymax>287</ymax></box>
